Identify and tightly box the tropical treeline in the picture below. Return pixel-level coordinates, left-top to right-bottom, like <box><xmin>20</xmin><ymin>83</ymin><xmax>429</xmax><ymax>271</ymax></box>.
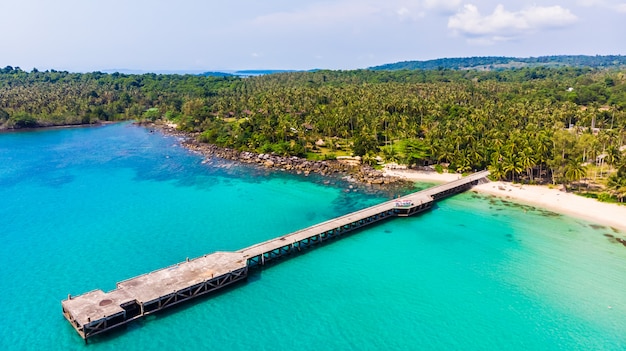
<box><xmin>0</xmin><ymin>66</ymin><xmax>239</xmax><ymax>128</ymax></box>
<box><xmin>1</xmin><ymin>65</ymin><xmax>626</xmax><ymax>200</ymax></box>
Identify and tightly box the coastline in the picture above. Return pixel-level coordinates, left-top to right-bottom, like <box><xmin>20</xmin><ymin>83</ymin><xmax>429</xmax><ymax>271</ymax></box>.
<box><xmin>144</xmin><ymin>121</ymin><xmax>626</xmax><ymax>233</ymax></box>
<box><xmin>383</xmin><ymin>166</ymin><xmax>626</xmax><ymax>233</ymax></box>
<box><xmin>144</xmin><ymin>121</ymin><xmax>411</xmax><ymax>189</ymax></box>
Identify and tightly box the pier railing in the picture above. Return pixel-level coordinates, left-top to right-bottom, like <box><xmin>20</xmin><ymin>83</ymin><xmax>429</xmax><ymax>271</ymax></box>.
<box><xmin>61</xmin><ymin>170</ymin><xmax>489</xmax><ymax>341</ymax></box>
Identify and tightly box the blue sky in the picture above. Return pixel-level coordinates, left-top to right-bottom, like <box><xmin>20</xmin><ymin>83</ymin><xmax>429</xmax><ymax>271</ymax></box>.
<box><xmin>2</xmin><ymin>0</ymin><xmax>625</xmax><ymax>72</ymax></box>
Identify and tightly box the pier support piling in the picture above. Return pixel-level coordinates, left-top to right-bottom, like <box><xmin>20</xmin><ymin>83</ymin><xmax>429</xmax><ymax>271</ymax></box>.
<box><xmin>61</xmin><ymin>171</ymin><xmax>489</xmax><ymax>341</ymax></box>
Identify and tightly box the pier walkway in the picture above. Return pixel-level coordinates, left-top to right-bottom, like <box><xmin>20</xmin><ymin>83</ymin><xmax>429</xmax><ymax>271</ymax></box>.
<box><xmin>62</xmin><ymin>170</ymin><xmax>489</xmax><ymax>341</ymax></box>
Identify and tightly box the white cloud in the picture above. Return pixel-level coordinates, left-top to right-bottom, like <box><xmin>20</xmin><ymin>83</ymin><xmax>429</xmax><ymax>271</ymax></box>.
<box><xmin>524</xmin><ymin>6</ymin><xmax>579</xmax><ymax>28</ymax></box>
<box><xmin>395</xmin><ymin>8</ymin><xmax>426</xmax><ymax>21</ymax></box>
<box><xmin>448</xmin><ymin>4</ymin><xmax>578</xmax><ymax>44</ymax></box>
<box><xmin>616</xmin><ymin>3</ymin><xmax>626</xmax><ymax>12</ymax></box>
<box><xmin>423</xmin><ymin>0</ymin><xmax>462</xmax><ymax>13</ymax></box>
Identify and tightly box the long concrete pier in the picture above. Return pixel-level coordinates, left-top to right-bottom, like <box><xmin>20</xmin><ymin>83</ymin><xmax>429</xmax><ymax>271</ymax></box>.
<box><xmin>62</xmin><ymin>170</ymin><xmax>489</xmax><ymax>341</ymax></box>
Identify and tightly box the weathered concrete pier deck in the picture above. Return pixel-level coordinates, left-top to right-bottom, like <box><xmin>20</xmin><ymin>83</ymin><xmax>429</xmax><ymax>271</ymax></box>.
<box><xmin>62</xmin><ymin>170</ymin><xmax>489</xmax><ymax>341</ymax></box>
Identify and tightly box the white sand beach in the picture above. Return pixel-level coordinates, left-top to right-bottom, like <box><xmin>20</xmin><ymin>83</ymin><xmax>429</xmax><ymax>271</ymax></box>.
<box><xmin>383</xmin><ymin>167</ymin><xmax>626</xmax><ymax>232</ymax></box>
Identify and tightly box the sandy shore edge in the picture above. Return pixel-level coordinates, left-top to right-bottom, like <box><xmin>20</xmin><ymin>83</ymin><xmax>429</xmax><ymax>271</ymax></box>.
<box><xmin>383</xmin><ymin>167</ymin><xmax>626</xmax><ymax>233</ymax></box>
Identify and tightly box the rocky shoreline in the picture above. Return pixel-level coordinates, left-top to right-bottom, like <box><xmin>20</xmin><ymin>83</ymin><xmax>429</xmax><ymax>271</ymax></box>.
<box><xmin>140</xmin><ymin>121</ymin><xmax>411</xmax><ymax>190</ymax></box>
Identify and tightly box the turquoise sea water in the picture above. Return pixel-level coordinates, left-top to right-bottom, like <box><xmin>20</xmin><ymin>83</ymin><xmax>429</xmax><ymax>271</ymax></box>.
<box><xmin>1</xmin><ymin>123</ymin><xmax>625</xmax><ymax>350</ymax></box>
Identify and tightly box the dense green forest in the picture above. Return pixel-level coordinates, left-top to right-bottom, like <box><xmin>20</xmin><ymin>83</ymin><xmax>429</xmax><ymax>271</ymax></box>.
<box><xmin>0</xmin><ymin>66</ymin><xmax>240</xmax><ymax>127</ymax></box>
<box><xmin>1</xmin><ymin>65</ymin><xmax>626</xmax><ymax>201</ymax></box>
<box><xmin>370</xmin><ymin>55</ymin><xmax>626</xmax><ymax>71</ymax></box>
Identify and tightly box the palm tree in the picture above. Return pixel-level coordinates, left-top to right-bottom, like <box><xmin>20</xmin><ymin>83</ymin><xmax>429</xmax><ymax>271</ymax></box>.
<box><xmin>488</xmin><ymin>158</ymin><xmax>506</xmax><ymax>181</ymax></box>
<box><xmin>533</xmin><ymin>130</ymin><xmax>551</xmax><ymax>183</ymax></box>
<box><xmin>606</xmin><ymin>145</ymin><xmax>621</xmax><ymax>167</ymax></box>
<box><xmin>607</xmin><ymin>174</ymin><xmax>626</xmax><ymax>202</ymax></box>
<box><xmin>564</xmin><ymin>158</ymin><xmax>587</xmax><ymax>189</ymax></box>
<box><xmin>518</xmin><ymin>147</ymin><xmax>536</xmax><ymax>182</ymax></box>
<box><xmin>401</xmin><ymin>139</ymin><xmax>430</xmax><ymax>167</ymax></box>
<box><xmin>382</xmin><ymin>145</ymin><xmax>400</xmax><ymax>163</ymax></box>
<box><xmin>502</xmin><ymin>155</ymin><xmax>523</xmax><ymax>182</ymax></box>
<box><xmin>361</xmin><ymin>151</ymin><xmax>378</xmax><ymax>166</ymax></box>
<box><xmin>455</xmin><ymin>154</ymin><xmax>473</xmax><ymax>174</ymax></box>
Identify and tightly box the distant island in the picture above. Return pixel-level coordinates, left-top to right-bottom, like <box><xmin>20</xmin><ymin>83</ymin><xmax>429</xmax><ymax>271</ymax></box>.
<box><xmin>200</xmin><ymin>71</ymin><xmax>236</xmax><ymax>77</ymax></box>
<box><xmin>370</xmin><ymin>55</ymin><xmax>626</xmax><ymax>71</ymax></box>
